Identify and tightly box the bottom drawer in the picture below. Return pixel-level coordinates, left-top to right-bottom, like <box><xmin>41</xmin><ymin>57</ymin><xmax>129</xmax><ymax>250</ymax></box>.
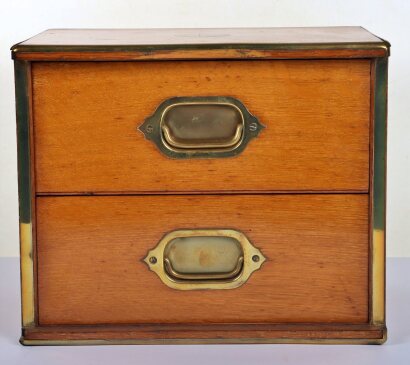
<box><xmin>36</xmin><ymin>194</ymin><xmax>369</xmax><ymax>326</ymax></box>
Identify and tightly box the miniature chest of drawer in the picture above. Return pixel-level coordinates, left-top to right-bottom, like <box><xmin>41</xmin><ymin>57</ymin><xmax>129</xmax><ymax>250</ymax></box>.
<box><xmin>12</xmin><ymin>27</ymin><xmax>389</xmax><ymax>345</ymax></box>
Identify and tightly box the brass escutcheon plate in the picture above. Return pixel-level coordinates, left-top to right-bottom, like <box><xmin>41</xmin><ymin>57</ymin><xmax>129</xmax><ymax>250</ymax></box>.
<box><xmin>143</xmin><ymin>229</ymin><xmax>266</xmax><ymax>290</ymax></box>
<box><xmin>138</xmin><ymin>96</ymin><xmax>264</xmax><ymax>159</ymax></box>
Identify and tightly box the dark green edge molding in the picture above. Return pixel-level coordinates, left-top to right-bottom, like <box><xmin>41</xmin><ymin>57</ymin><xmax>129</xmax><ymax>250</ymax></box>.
<box><xmin>15</xmin><ymin>60</ymin><xmax>31</xmax><ymax>224</ymax></box>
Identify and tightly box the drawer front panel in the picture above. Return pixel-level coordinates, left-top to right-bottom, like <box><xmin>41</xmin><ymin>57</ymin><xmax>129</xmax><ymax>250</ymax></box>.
<box><xmin>36</xmin><ymin>194</ymin><xmax>369</xmax><ymax>325</ymax></box>
<box><xmin>32</xmin><ymin>60</ymin><xmax>370</xmax><ymax>193</ymax></box>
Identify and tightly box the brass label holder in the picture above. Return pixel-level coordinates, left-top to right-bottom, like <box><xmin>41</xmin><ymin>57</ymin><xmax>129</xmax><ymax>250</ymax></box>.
<box><xmin>143</xmin><ymin>229</ymin><xmax>266</xmax><ymax>290</ymax></box>
<box><xmin>138</xmin><ymin>96</ymin><xmax>264</xmax><ymax>159</ymax></box>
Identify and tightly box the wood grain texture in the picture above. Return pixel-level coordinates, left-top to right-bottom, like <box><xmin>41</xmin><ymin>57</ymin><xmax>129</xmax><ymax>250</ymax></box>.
<box><xmin>12</xmin><ymin>27</ymin><xmax>388</xmax><ymax>60</ymax></box>
<box><xmin>13</xmin><ymin>48</ymin><xmax>388</xmax><ymax>61</ymax></box>
<box><xmin>17</xmin><ymin>27</ymin><xmax>385</xmax><ymax>46</ymax></box>
<box><xmin>32</xmin><ymin>60</ymin><xmax>370</xmax><ymax>193</ymax></box>
<box><xmin>23</xmin><ymin>324</ymin><xmax>384</xmax><ymax>342</ymax></box>
<box><xmin>36</xmin><ymin>194</ymin><xmax>369</xmax><ymax>325</ymax></box>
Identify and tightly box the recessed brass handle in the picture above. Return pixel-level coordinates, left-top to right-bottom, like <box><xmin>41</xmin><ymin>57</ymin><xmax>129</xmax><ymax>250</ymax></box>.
<box><xmin>161</xmin><ymin>120</ymin><xmax>243</xmax><ymax>150</ymax></box>
<box><xmin>138</xmin><ymin>97</ymin><xmax>264</xmax><ymax>159</ymax></box>
<box><xmin>143</xmin><ymin>229</ymin><xmax>266</xmax><ymax>290</ymax></box>
<box><xmin>164</xmin><ymin>256</ymin><xmax>244</xmax><ymax>281</ymax></box>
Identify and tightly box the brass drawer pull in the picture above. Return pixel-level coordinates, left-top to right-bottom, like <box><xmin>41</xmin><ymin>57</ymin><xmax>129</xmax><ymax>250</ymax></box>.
<box><xmin>139</xmin><ymin>97</ymin><xmax>264</xmax><ymax>159</ymax></box>
<box><xmin>161</xmin><ymin>108</ymin><xmax>244</xmax><ymax>150</ymax></box>
<box><xmin>143</xmin><ymin>229</ymin><xmax>266</xmax><ymax>290</ymax></box>
<box><xmin>164</xmin><ymin>256</ymin><xmax>244</xmax><ymax>281</ymax></box>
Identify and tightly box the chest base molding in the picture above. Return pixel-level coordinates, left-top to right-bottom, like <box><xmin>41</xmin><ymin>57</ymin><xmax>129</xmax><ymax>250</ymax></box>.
<box><xmin>21</xmin><ymin>324</ymin><xmax>386</xmax><ymax>345</ymax></box>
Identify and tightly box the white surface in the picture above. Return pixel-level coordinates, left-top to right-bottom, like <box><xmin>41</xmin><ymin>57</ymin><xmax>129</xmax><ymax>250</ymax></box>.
<box><xmin>1</xmin><ymin>0</ymin><xmax>410</xmax><ymax>257</ymax></box>
<box><xmin>0</xmin><ymin>257</ymin><xmax>409</xmax><ymax>364</ymax></box>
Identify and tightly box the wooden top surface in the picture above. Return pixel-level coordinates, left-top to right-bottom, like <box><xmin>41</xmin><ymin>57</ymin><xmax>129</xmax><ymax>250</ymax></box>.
<box><xmin>11</xmin><ymin>27</ymin><xmax>389</xmax><ymax>60</ymax></box>
<box><xmin>16</xmin><ymin>27</ymin><xmax>384</xmax><ymax>46</ymax></box>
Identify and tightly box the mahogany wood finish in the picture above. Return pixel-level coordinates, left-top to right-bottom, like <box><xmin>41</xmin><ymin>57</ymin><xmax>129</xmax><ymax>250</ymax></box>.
<box><xmin>15</xmin><ymin>27</ymin><xmax>385</xmax><ymax>46</ymax></box>
<box><xmin>12</xmin><ymin>27</ymin><xmax>389</xmax><ymax>61</ymax></box>
<box><xmin>32</xmin><ymin>60</ymin><xmax>370</xmax><ymax>193</ymax></box>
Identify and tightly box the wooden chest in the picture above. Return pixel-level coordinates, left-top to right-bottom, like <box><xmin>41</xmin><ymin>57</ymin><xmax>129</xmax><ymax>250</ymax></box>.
<box><xmin>12</xmin><ymin>27</ymin><xmax>389</xmax><ymax>345</ymax></box>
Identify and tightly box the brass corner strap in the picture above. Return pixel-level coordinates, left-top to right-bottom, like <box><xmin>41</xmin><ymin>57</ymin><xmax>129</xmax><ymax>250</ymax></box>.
<box><xmin>371</xmin><ymin>57</ymin><xmax>388</xmax><ymax>326</ymax></box>
<box><xmin>143</xmin><ymin>229</ymin><xmax>266</xmax><ymax>290</ymax></box>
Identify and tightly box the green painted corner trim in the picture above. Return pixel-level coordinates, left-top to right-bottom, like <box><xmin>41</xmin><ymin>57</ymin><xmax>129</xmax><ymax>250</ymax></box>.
<box><xmin>373</xmin><ymin>57</ymin><xmax>388</xmax><ymax>230</ymax></box>
<box><xmin>14</xmin><ymin>60</ymin><xmax>32</xmax><ymax>224</ymax></box>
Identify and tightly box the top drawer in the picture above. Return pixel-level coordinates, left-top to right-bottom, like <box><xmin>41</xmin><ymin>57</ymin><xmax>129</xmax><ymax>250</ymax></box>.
<box><xmin>32</xmin><ymin>59</ymin><xmax>370</xmax><ymax>193</ymax></box>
